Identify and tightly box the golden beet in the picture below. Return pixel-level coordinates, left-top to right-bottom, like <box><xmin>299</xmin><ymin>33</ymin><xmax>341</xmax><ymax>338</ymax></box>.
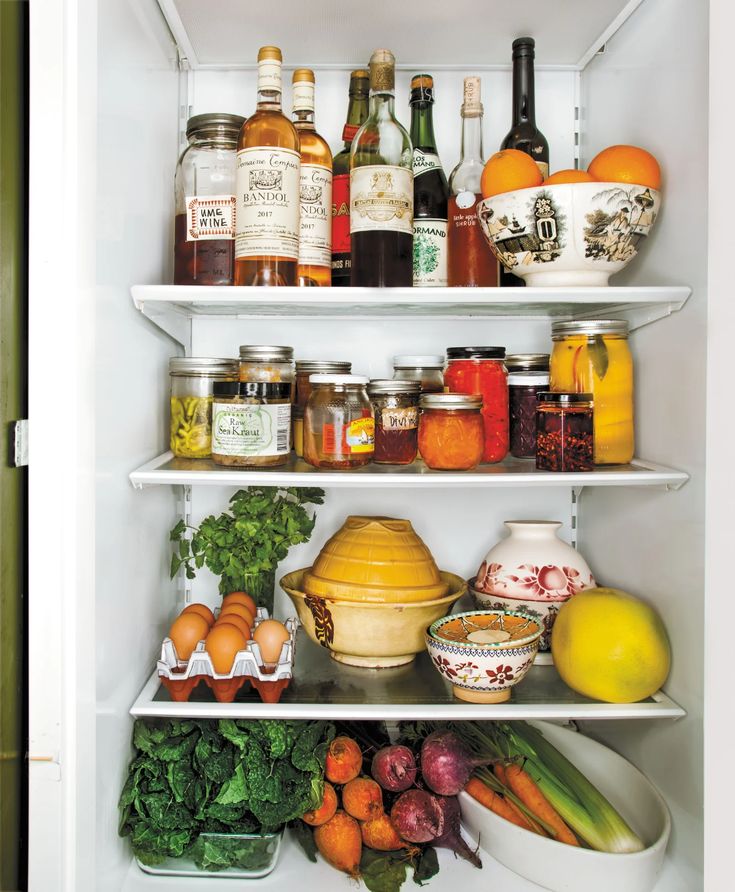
<box><xmin>302</xmin><ymin>782</ymin><xmax>338</xmax><ymax>827</ymax></box>
<box><xmin>325</xmin><ymin>736</ymin><xmax>363</xmax><ymax>785</ymax></box>
<box><xmin>314</xmin><ymin>810</ymin><xmax>362</xmax><ymax>877</ymax></box>
<box><xmin>361</xmin><ymin>814</ymin><xmax>408</xmax><ymax>851</ymax></box>
<box><xmin>342</xmin><ymin>777</ymin><xmax>384</xmax><ymax>822</ymax></box>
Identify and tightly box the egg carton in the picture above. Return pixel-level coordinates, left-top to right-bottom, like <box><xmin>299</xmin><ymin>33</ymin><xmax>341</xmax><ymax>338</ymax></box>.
<box><xmin>158</xmin><ymin>611</ymin><xmax>298</xmax><ymax>704</ymax></box>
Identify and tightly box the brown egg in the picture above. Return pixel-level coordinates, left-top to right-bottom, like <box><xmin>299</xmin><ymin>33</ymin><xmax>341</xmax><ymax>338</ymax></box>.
<box><xmin>253</xmin><ymin>619</ymin><xmax>290</xmax><ymax>664</ymax></box>
<box><xmin>168</xmin><ymin>612</ymin><xmax>210</xmax><ymax>661</ymax></box>
<box><xmin>181</xmin><ymin>603</ymin><xmax>215</xmax><ymax>627</ymax></box>
<box><xmin>222</xmin><ymin>592</ymin><xmax>258</xmax><ymax>616</ymax></box>
<box><xmin>219</xmin><ymin>603</ymin><xmax>255</xmax><ymax>626</ymax></box>
<box><xmin>216</xmin><ymin>614</ymin><xmax>251</xmax><ymax>641</ymax></box>
<box><xmin>205</xmin><ymin>624</ymin><xmax>247</xmax><ymax>675</ymax></box>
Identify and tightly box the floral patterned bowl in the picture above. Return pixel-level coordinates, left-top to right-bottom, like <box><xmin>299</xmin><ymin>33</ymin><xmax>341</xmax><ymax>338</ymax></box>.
<box><xmin>426</xmin><ymin>610</ymin><xmax>542</xmax><ymax>703</ymax></box>
<box><xmin>476</xmin><ymin>182</ymin><xmax>661</xmax><ymax>287</ymax></box>
<box><xmin>469</xmin><ymin>581</ymin><xmax>564</xmax><ymax>652</ymax></box>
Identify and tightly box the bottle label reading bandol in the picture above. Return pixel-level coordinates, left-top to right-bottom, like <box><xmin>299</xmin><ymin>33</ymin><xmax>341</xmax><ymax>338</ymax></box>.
<box><xmin>350</xmin><ymin>165</ymin><xmax>413</xmax><ymax>235</ymax></box>
<box><xmin>413</xmin><ymin>219</ymin><xmax>448</xmax><ymax>287</ymax></box>
<box><xmin>299</xmin><ymin>163</ymin><xmax>333</xmax><ymax>266</ymax></box>
<box><xmin>184</xmin><ymin>195</ymin><xmax>236</xmax><ymax>241</ymax></box>
<box><xmin>235</xmin><ymin>148</ymin><xmax>301</xmax><ymax>260</ymax></box>
<box><xmin>212</xmin><ymin>402</ymin><xmax>290</xmax><ymax>457</ymax></box>
<box><xmin>413</xmin><ymin>149</ymin><xmax>442</xmax><ymax>178</ymax></box>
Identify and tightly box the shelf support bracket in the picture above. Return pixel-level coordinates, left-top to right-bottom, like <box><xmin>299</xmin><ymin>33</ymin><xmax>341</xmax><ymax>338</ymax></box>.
<box><xmin>570</xmin><ymin>486</ymin><xmax>584</xmax><ymax>549</ymax></box>
<box><xmin>176</xmin><ymin>484</ymin><xmax>193</xmax><ymax>603</ymax></box>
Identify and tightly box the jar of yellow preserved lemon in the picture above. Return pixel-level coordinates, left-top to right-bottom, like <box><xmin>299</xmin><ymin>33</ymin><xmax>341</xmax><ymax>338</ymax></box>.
<box><xmin>550</xmin><ymin>320</ymin><xmax>633</xmax><ymax>465</ymax></box>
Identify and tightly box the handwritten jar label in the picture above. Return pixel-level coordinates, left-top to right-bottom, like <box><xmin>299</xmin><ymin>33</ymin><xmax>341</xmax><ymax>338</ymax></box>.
<box><xmin>184</xmin><ymin>195</ymin><xmax>236</xmax><ymax>241</ymax></box>
<box><xmin>381</xmin><ymin>407</ymin><xmax>418</xmax><ymax>430</ymax></box>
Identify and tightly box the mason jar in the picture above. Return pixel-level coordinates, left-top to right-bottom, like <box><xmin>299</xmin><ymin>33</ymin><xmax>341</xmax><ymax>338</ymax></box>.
<box><xmin>392</xmin><ymin>354</ymin><xmax>444</xmax><ymax>393</ymax></box>
<box><xmin>506</xmin><ymin>353</ymin><xmax>550</xmax><ymax>459</ymax></box>
<box><xmin>367</xmin><ymin>380</ymin><xmax>421</xmax><ymax>465</ymax></box>
<box><xmin>238</xmin><ymin>346</ymin><xmax>296</xmax><ymax>398</ymax></box>
<box><xmin>169</xmin><ymin>357</ymin><xmax>239</xmax><ymax>458</ymax></box>
<box><xmin>304</xmin><ymin>375</ymin><xmax>374</xmax><ymax>469</ymax></box>
<box><xmin>295</xmin><ymin>360</ymin><xmax>352</xmax><ymax>412</ymax></box>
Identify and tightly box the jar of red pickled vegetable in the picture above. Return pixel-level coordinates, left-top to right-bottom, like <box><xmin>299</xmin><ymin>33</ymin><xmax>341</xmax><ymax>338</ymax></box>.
<box><xmin>444</xmin><ymin>347</ymin><xmax>509</xmax><ymax>463</ymax></box>
<box><xmin>418</xmin><ymin>393</ymin><xmax>484</xmax><ymax>471</ymax></box>
<box><xmin>367</xmin><ymin>380</ymin><xmax>420</xmax><ymax>465</ymax></box>
<box><xmin>536</xmin><ymin>393</ymin><xmax>594</xmax><ymax>472</ymax></box>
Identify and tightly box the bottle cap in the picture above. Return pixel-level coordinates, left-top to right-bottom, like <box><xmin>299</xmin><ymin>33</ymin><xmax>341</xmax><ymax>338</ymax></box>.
<box><xmin>213</xmin><ymin>381</ymin><xmax>291</xmax><ymax>400</ymax></box>
<box><xmin>367</xmin><ymin>379</ymin><xmax>421</xmax><ymax>396</ymax></box>
<box><xmin>462</xmin><ymin>76</ymin><xmax>483</xmax><ymax>118</ymax></box>
<box><xmin>292</xmin><ymin>68</ymin><xmax>315</xmax><ymax>84</ymax></box>
<box><xmin>369</xmin><ymin>49</ymin><xmax>396</xmax><ymax>92</ymax></box>
<box><xmin>257</xmin><ymin>46</ymin><xmax>283</xmax><ymax>93</ymax></box>
<box><xmin>551</xmin><ymin>319</ymin><xmax>629</xmax><ymax>340</ymax></box>
<box><xmin>185</xmin><ymin>113</ymin><xmax>246</xmax><ymax>142</ymax></box>
<box><xmin>511</xmin><ymin>37</ymin><xmax>536</xmax><ymax>58</ymax></box>
<box><xmin>258</xmin><ymin>46</ymin><xmax>282</xmax><ymax>62</ymax></box>
<box><xmin>349</xmin><ymin>69</ymin><xmax>370</xmax><ymax>95</ymax></box>
<box><xmin>505</xmin><ymin>353</ymin><xmax>550</xmax><ymax>372</ymax></box>
<box><xmin>410</xmin><ymin>73</ymin><xmax>434</xmax><ymax>103</ymax></box>
<box><xmin>393</xmin><ymin>354</ymin><xmax>444</xmax><ymax>369</ymax></box>
<box><xmin>420</xmin><ymin>393</ymin><xmax>483</xmax><ymax>410</ymax></box>
<box><xmin>538</xmin><ymin>392</ymin><xmax>593</xmax><ymax>405</ymax></box>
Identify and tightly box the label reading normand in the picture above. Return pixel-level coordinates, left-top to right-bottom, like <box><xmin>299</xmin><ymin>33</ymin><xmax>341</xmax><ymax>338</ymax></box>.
<box><xmin>184</xmin><ymin>195</ymin><xmax>236</xmax><ymax>241</ymax></box>
<box><xmin>413</xmin><ymin>150</ymin><xmax>442</xmax><ymax>177</ymax></box>
<box><xmin>299</xmin><ymin>163</ymin><xmax>332</xmax><ymax>267</ymax></box>
<box><xmin>413</xmin><ymin>219</ymin><xmax>448</xmax><ymax>287</ymax></box>
<box><xmin>212</xmin><ymin>403</ymin><xmax>291</xmax><ymax>457</ymax></box>
<box><xmin>235</xmin><ymin>147</ymin><xmax>301</xmax><ymax>260</ymax></box>
<box><xmin>350</xmin><ymin>165</ymin><xmax>413</xmax><ymax>235</ymax></box>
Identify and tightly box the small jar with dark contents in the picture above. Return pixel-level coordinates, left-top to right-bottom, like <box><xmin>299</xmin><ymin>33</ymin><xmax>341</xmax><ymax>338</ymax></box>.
<box><xmin>506</xmin><ymin>353</ymin><xmax>549</xmax><ymax>459</ymax></box>
<box><xmin>536</xmin><ymin>393</ymin><xmax>594</xmax><ymax>472</ymax></box>
<box><xmin>392</xmin><ymin>355</ymin><xmax>444</xmax><ymax>393</ymax></box>
<box><xmin>367</xmin><ymin>380</ymin><xmax>421</xmax><ymax>465</ymax></box>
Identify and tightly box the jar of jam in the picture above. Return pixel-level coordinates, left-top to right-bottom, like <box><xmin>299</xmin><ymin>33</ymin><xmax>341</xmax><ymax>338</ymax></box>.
<box><xmin>174</xmin><ymin>113</ymin><xmax>245</xmax><ymax>285</ymax></box>
<box><xmin>392</xmin><ymin>355</ymin><xmax>444</xmax><ymax>393</ymax></box>
<box><xmin>506</xmin><ymin>353</ymin><xmax>550</xmax><ymax>459</ymax></box>
<box><xmin>367</xmin><ymin>380</ymin><xmax>421</xmax><ymax>465</ymax></box>
<box><xmin>169</xmin><ymin>357</ymin><xmax>239</xmax><ymax>458</ymax></box>
<box><xmin>536</xmin><ymin>393</ymin><xmax>594</xmax><ymax>472</ymax></box>
<box><xmin>304</xmin><ymin>375</ymin><xmax>374</xmax><ymax>469</ymax></box>
<box><xmin>295</xmin><ymin>360</ymin><xmax>352</xmax><ymax>412</ymax></box>
<box><xmin>418</xmin><ymin>393</ymin><xmax>484</xmax><ymax>471</ymax></box>
<box><xmin>444</xmin><ymin>347</ymin><xmax>509</xmax><ymax>463</ymax></box>
<box><xmin>211</xmin><ymin>382</ymin><xmax>291</xmax><ymax>468</ymax></box>
<box><xmin>550</xmin><ymin>320</ymin><xmax>633</xmax><ymax>465</ymax></box>
<box><xmin>239</xmin><ymin>346</ymin><xmax>295</xmax><ymax>399</ymax></box>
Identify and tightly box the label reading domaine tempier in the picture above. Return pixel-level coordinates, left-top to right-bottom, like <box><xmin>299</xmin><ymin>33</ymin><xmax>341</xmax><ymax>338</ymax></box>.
<box><xmin>299</xmin><ymin>163</ymin><xmax>332</xmax><ymax>267</ymax></box>
<box><xmin>413</xmin><ymin>218</ymin><xmax>448</xmax><ymax>287</ymax></box>
<box><xmin>184</xmin><ymin>195</ymin><xmax>236</xmax><ymax>241</ymax></box>
<box><xmin>350</xmin><ymin>165</ymin><xmax>413</xmax><ymax>235</ymax></box>
<box><xmin>235</xmin><ymin>147</ymin><xmax>301</xmax><ymax>260</ymax></box>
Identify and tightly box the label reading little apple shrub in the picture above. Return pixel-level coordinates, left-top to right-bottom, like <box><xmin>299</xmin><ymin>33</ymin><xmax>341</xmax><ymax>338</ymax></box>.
<box><xmin>212</xmin><ymin>403</ymin><xmax>290</xmax><ymax>457</ymax></box>
<box><xmin>413</xmin><ymin>219</ymin><xmax>448</xmax><ymax>286</ymax></box>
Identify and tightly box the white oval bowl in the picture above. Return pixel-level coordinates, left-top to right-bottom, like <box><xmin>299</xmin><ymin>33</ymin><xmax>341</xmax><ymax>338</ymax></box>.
<box><xmin>459</xmin><ymin>721</ymin><xmax>670</xmax><ymax>892</ymax></box>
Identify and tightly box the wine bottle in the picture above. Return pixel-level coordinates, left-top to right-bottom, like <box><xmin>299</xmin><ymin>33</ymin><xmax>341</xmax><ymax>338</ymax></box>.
<box><xmin>410</xmin><ymin>74</ymin><xmax>449</xmax><ymax>287</ymax></box>
<box><xmin>350</xmin><ymin>49</ymin><xmax>413</xmax><ymax>287</ymax></box>
<box><xmin>447</xmin><ymin>76</ymin><xmax>498</xmax><ymax>287</ymax></box>
<box><xmin>293</xmin><ymin>69</ymin><xmax>332</xmax><ymax>287</ymax></box>
<box><xmin>234</xmin><ymin>46</ymin><xmax>301</xmax><ymax>286</ymax></box>
<box><xmin>332</xmin><ymin>70</ymin><xmax>369</xmax><ymax>286</ymax></box>
<box><xmin>501</xmin><ymin>37</ymin><xmax>549</xmax><ymax>177</ymax></box>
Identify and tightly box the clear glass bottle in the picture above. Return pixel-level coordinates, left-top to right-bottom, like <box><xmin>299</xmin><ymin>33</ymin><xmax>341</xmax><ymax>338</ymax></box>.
<box><xmin>234</xmin><ymin>46</ymin><xmax>301</xmax><ymax>286</ymax></box>
<box><xmin>293</xmin><ymin>69</ymin><xmax>332</xmax><ymax>287</ymax></box>
<box><xmin>169</xmin><ymin>357</ymin><xmax>239</xmax><ymax>458</ymax></box>
<box><xmin>447</xmin><ymin>78</ymin><xmax>497</xmax><ymax>287</ymax></box>
<box><xmin>174</xmin><ymin>113</ymin><xmax>245</xmax><ymax>285</ymax></box>
<box><xmin>350</xmin><ymin>49</ymin><xmax>413</xmax><ymax>287</ymax></box>
<box><xmin>392</xmin><ymin>355</ymin><xmax>444</xmax><ymax>393</ymax></box>
<box><xmin>304</xmin><ymin>375</ymin><xmax>374</xmax><ymax>469</ymax></box>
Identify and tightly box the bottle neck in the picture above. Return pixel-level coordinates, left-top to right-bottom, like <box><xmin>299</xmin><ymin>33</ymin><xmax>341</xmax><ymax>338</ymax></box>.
<box><xmin>342</xmin><ymin>92</ymin><xmax>369</xmax><ymax>146</ymax></box>
<box><xmin>369</xmin><ymin>90</ymin><xmax>396</xmax><ymax>121</ymax></box>
<box><xmin>257</xmin><ymin>59</ymin><xmax>283</xmax><ymax>111</ymax></box>
<box><xmin>410</xmin><ymin>102</ymin><xmax>438</xmax><ymax>151</ymax></box>
<box><xmin>292</xmin><ymin>107</ymin><xmax>315</xmax><ymax>130</ymax></box>
<box><xmin>512</xmin><ymin>54</ymin><xmax>536</xmax><ymax>125</ymax></box>
<box><xmin>459</xmin><ymin>113</ymin><xmax>483</xmax><ymax>163</ymax></box>
<box><xmin>257</xmin><ymin>86</ymin><xmax>282</xmax><ymax>112</ymax></box>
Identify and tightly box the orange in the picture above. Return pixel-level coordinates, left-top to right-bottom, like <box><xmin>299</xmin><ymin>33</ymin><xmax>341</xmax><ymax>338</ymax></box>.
<box><xmin>587</xmin><ymin>145</ymin><xmax>661</xmax><ymax>189</ymax></box>
<box><xmin>181</xmin><ymin>603</ymin><xmax>215</xmax><ymax>627</ymax></box>
<box><xmin>205</xmin><ymin>623</ymin><xmax>247</xmax><ymax>675</ymax></box>
<box><xmin>480</xmin><ymin>149</ymin><xmax>544</xmax><ymax>199</ymax></box>
<box><xmin>215</xmin><ymin>615</ymin><xmax>251</xmax><ymax>641</ymax></box>
<box><xmin>222</xmin><ymin>591</ymin><xmax>258</xmax><ymax>616</ymax></box>
<box><xmin>168</xmin><ymin>612</ymin><xmax>209</xmax><ymax>661</ymax></box>
<box><xmin>544</xmin><ymin>169</ymin><xmax>595</xmax><ymax>185</ymax></box>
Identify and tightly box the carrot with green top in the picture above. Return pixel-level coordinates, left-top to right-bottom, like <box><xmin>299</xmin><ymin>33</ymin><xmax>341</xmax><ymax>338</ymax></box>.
<box><xmin>464</xmin><ymin>776</ymin><xmax>533</xmax><ymax>830</ymax></box>
<box><xmin>504</xmin><ymin>762</ymin><xmax>580</xmax><ymax>846</ymax></box>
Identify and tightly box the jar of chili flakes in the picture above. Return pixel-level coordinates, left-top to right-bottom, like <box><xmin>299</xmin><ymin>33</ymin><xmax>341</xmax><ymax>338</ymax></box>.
<box><xmin>418</xmin><ymin>393</ymin><xmax>484</xmax><ymax>471</ymax></box>
<box><xmin>536</xmin><ymin>393</ymin><xmax>594</xmax><ymax>472</ymax></box>
<box><xmin>444</xmin><ymin>346</ymin><xmax>509</xmax><ymax>463</ymax></box>
<box><xmin>506</xmin><ymin>353</ymin><xmax>550</xmax><ymax>459</ymax></box>
<box><xmin>367</xmin><ymin>380</ymin><xmax>421</xmax><ymax>465</ymax></box>
<box><xmin>304</xmin><ymin>375</ymin><xmax>374</xmax><ymax>469</ymax></box>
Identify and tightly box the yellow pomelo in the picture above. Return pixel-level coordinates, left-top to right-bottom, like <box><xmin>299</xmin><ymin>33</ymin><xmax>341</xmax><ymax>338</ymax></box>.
<box><xmin>551</xmin><ymin>587</ymin><xmax>671</xmax><ymax>703</ymax></box>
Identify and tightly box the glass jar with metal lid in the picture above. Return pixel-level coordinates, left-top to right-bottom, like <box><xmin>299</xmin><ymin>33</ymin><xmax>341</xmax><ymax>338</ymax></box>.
<box><xmin>174</xmin><ymin>113</ymin><xmax>246</xmax><ymax>286</ymax></box>
<box><xmin>506</xmin><ymin>353</ymin><xmax>550</xmax><ymax>459</ymax></box>
<box><xmin>295</xmin><ymin>360</ymin><xmax>352</xmax><ymax>411</ymax></box>
<box><xmin>550</xmin><ymin>320</ymin><xmax>633</xmax><ymax>465</ymax></box>
<box><xmin>367</xmin><ymin>380</ymin><xmax>421</xmax><ymax>465</ymax></box>
<box><xmin>211</xmin><ymin>381</ymin><xmax>291</xmax><ymax>468</ymax></box>
<box><xmin>304</xmin><ymin>375</ymin><xmax>374</xmax><ymax>469</ymax></box>
<box><xmin>169</xmin><ymin>357</ymin><xmax>239</xmax><ymax>458</ymax></box>
<box><xmin>418</xmin><ymin>393</ymin><xmax>484</xmax><ymax>471</ymax></box>
<box><xmin>392</xmin><ymin>355</ymin><xmax>444</xmax><ymax>393</ymax></box>
<box><xmin>239</xmin><ymin>345</ymin><xmax>295</xmax><ymax>396</ymax></box>
<box><xmin>536</xmin><ymin>392</ymin><xmax>594</xmax><ymax>472</ymax></box>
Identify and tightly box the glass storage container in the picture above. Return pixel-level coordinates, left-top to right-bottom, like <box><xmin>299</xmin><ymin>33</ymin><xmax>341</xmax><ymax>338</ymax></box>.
<box><xmin>418</xmin><ymin>393</ymin><xmax>484</xmax><ymax>470</ymax></box>
<box><xmin>304</xmin><ymin>375</ymin><xmax>374</xmax><ymax>469</ymax></box>
<box><xmin>506</xmin><ymin>353</ymin><xmax>550</xmax><ymax>459</ymax></box>
<box><xmin>169</xmin><ymin>357</ymin><xmax>239</xmax><ymax>458</ymax></box>
<box><xmin>238</xmin><ymin>345</ymin><xmax>295</xmax><ymax>397</ymax></box>
<box><xmin>392</xmin><ymin>354</ymin><xmax>444</xmax><ymax>392</ymax></box>
<box><xmin>536</xmin><ymin>392</ymin><xmax>594</xmax><ymax>472</ymax></box>
<box><xmin>295</xmin><ymin>360</ymin><xmax>352</xmax><ymax>411</ymax></box>
<box><xmin>550</xmin><ymin>319</ymin><xmax>633</xmax><ymax>465</ymax></box>
<box><xmin>174</xmin><ymin>113</ymin><xmax>245</xmax><ymax>285</ymax></box>
<box><xmin>211</xmin><ymin>382</ymin><xmax>291</xmax><ymax>468</ymax></box>
<box><xmin>137</xmin><ymin>830</ymin><xmax>282</xmax><ymax>879</ymax></box>
<box><xmin>367</xmin><ymin>380</ymin><xmax>421</xmax><ymax>465</ymax></box>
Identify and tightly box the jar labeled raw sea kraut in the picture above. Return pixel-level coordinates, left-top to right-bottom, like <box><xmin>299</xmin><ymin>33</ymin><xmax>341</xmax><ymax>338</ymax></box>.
<box><xmin>367</xmin><ymin>380</ymin><xmax>421</xmax><ymax>465</ymax></box>
<box><xmin>418</xmin><ymin>393</ymin><xmax>484</xmax><ymax>471</ymax></box>
<box><xmin>211</xmin><ymin>382</ymin><xmax>291</xmax><ymax>468</ymax></box>
<box><xmin>304</xmin><ymin>375</ymin><xmax>375</xmax><ymax>469</ymax></box>
<box><xmin>169</xmin><ymin>358</ymin><xmax>239</xmax><ymax>458</ymax></box>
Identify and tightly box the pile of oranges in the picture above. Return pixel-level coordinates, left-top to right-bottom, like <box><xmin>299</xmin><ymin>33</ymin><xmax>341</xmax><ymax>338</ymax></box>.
<box><xmin>480</xmin><ymin>144</ymin><xmax>661</xmax><ymax>199</ymax></box>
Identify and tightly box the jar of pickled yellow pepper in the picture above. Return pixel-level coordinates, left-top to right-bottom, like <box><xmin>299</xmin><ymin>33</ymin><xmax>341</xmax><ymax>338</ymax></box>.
<box><xmin>169</xmin><ymin>358</ymin><xmax>239</xmax><ymax>458</ymax></box>
<box><xmin>550</xmin><ymin>320</ymin><xmax>633</xmax><ymax>465</ymax></box>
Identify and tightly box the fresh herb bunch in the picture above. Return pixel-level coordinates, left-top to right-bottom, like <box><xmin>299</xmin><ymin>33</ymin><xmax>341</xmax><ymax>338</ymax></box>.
<box><xmin>169</xmin><ymin>486</ymin><xmax>325</xmax><ymax>597</ymax></box>
<box><xmin>118</xmin><ymin>718</ymin><xmax>335</xmax><ymax>867</ymax></box>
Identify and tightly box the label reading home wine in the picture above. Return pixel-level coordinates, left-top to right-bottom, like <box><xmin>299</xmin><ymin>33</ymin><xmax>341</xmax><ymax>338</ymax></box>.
<box><xmin>235</xmin><ymin>147</ymin><xmax>300</xmax><ymax>260</ymax></box>
<box><xmin>331</xmin><ymin>173</ymin><xmax>351</xmax><ymax>273</ymax></box>
<box><xmin>413</xmin><ymin>149</ymin><xmax>442</xmax><ymax>178</ymax></box>
<box><xmin>298</xmin><ymin>163</ymin><xmax>332</xmax><ymax>266</ymax></box>
<box><xmin>350</xmin><ymin>165</ymin><xmax>413</xmax><ymax>235</ymax></box>
<box><xmin>184</xmin><ymin>195</ymin><xmax>236</xmax><ymax>241</ymax></box>
<box><xmin>212</xmin><ymin>402</ymin><xmax>291</xmax><ymax>457</ymax></box>
<box><xmin>381</xmin><ymin>407</ymin><xmax>418</xmax><ymax>429</ymax></box>
<box><xmin>413</xmin><ymin>218</ymin><xmax>448</xmax><ymax>287</ymax></box>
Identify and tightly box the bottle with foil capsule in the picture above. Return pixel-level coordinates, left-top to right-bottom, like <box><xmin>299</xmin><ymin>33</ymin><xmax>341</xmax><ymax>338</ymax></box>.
<box><xmin>292</xmin><ymin>69</ymin><xmax>332</xmax><ymax>287</ymax></box>
<box><xmin>332</xmin><ymin>70</ymin><xmax>369</xmax><ymax>286</ymax></box>
<box><xmin>501</xmin><ymin>37</ymin><xmax>549</xmax><ymax>178</ymax></box>
<box><xmin>350</xmin><ymin>49</ymin><xmax>413</xmax><ymax>287</ymax></box>
<box><xmin>447</xmin><ymin>78</ymin><xmax>497</xmax><ymax>287</ymax></box>
<box><xmin>234</xmin><ymin>46</ymin><xmax>301</xmax><ymax>286</ymax></box>
<box><xmin>410</xmin><ymin>74</ymin><xmax>449</xmax><ymax>287</ymax></box>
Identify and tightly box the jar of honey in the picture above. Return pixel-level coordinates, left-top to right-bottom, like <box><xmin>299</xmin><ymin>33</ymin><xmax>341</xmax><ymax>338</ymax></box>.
<box><xmin>304</xmin><ymin>375</ymin><xmax>374</xmax><ymax>469</ymax></box>
<box><xmin>550</xmin><ymin>320</ymin><xmax>633</xmax><ymax>465</ymax></box>
<box><xmin>418</xmin><ymin>393</ymin><xmax>484</xmax><ymax>471</ymax></box>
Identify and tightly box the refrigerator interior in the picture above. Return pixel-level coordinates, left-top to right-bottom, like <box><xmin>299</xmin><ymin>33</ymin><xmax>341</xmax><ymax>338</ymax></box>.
<box><xmin>26</xmin><ymin>0</ymin><xmax>708</xmax><ymax>890</ymax></box>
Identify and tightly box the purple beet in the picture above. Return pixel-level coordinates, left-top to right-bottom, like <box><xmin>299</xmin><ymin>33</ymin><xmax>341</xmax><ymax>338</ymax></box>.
<box><xmin>371</xmin><ymin>745</ymin><xmax>418</xmax><ymax>793</ymax></box>
<box><xmin>433</xmin><ymin>795</ymin><xmax>482</xmax><ymax>868</ymax></box>
<box><xmin>390</xmin><ymin>789</ymin><xmax>444</xmax><ymax>843</ymax></box>
<box><xmin>420</xmin><ymin>729</ymin><xmax>491</xmax><ymax>796</ymax></box>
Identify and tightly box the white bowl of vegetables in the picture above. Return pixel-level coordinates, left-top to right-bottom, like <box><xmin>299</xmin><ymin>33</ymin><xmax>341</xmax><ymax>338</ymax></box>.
<box><xmin>458</xmin><ymin>721</ymin><xmax>670</xmax><ymax>892</ymax></box>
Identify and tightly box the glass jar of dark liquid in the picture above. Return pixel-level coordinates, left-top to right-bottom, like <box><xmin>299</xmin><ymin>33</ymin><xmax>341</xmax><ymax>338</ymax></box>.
<box><xmin>507</xmin><ymin>353</ymin><xmax>549</xmax><ymax>459</ymax></box>
<box><xmin>536</xmin><ymin>393</ymin><xmax>594</xmax><ymax>472</ymax></box>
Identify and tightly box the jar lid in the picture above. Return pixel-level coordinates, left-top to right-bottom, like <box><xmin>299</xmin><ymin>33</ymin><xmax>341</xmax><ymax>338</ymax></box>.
<box><xmin>309</xmin><ymin>374</ymin><xmax>369</xmax><ymax>386</ymax></box>
<box><xmin>185</xmin><ymin>113</ymin><xmax>246</xmax><ymax>140</ymax></box>
<box><xmin>505</xmin><ymin>353</ymin><xmax>550</xmax><ymax>372</ymax></box>
<box><xmin>446</xmin><ymin>346</ymin><xmax>506</xmax><ymax>360</ymax></box>
<box><xmin>169</xmin><ymin>357</ymin><xmax>239</xmax><ymax>376</ymax></box>
<box><xmin>239</xmin><ymin>345</ymin><xmax>294</xmax><ymax>362</ymax></box>
<box><xmin>393</xmin><ymin>354</ymin><xmax>444</xmax><ymax>368</ymax></box>
<box><xmin>367</xmin><ymin>379</ymin><xmax>421</xmax><ymax>395</ymax></box>
<box><xmin>551</xmin><ymin>319</ymin><xmax>629</xmax><ymax>339</ymax></box>
<box><xmin>420</xmin><ymin>393</ymin><xmax>483</xmax><ymax>409</ymax></box>
<box><xmin>538</xmin><ymin>392</ymin><xmax>594</xmax><ymax>404</ymax></box>
<box><xmin>296</xmin><ymin>360</ymin><xmax>352</xmax><ymax>372</ymax></box>
<box><xmin>213</xmin><ymin>381</ymin><xmax>291</xmax><ymax>399</ymax></box>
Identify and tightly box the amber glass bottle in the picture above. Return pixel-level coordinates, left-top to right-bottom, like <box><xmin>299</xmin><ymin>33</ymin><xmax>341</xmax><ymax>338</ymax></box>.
<box><xmin>293</xmin><ymin>69</ymin><xmax>333</xmax><ymax>287</ymax></box>
<box><xmin>234</xmin><ymin>46</ymin><xmax>301</xmax><ymax>286</ymax></box>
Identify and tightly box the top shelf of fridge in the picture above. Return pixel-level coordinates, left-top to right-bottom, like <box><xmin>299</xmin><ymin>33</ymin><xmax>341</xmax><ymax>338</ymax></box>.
<box><xmin>132</xmin><ymin>285</ymin><xmax>690</xmax><ymax>346</ymax></box>
<box><xmin>159</xmin><ymin>0</ymin><xmax>645</xmax><ymax>70</ymax></box>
